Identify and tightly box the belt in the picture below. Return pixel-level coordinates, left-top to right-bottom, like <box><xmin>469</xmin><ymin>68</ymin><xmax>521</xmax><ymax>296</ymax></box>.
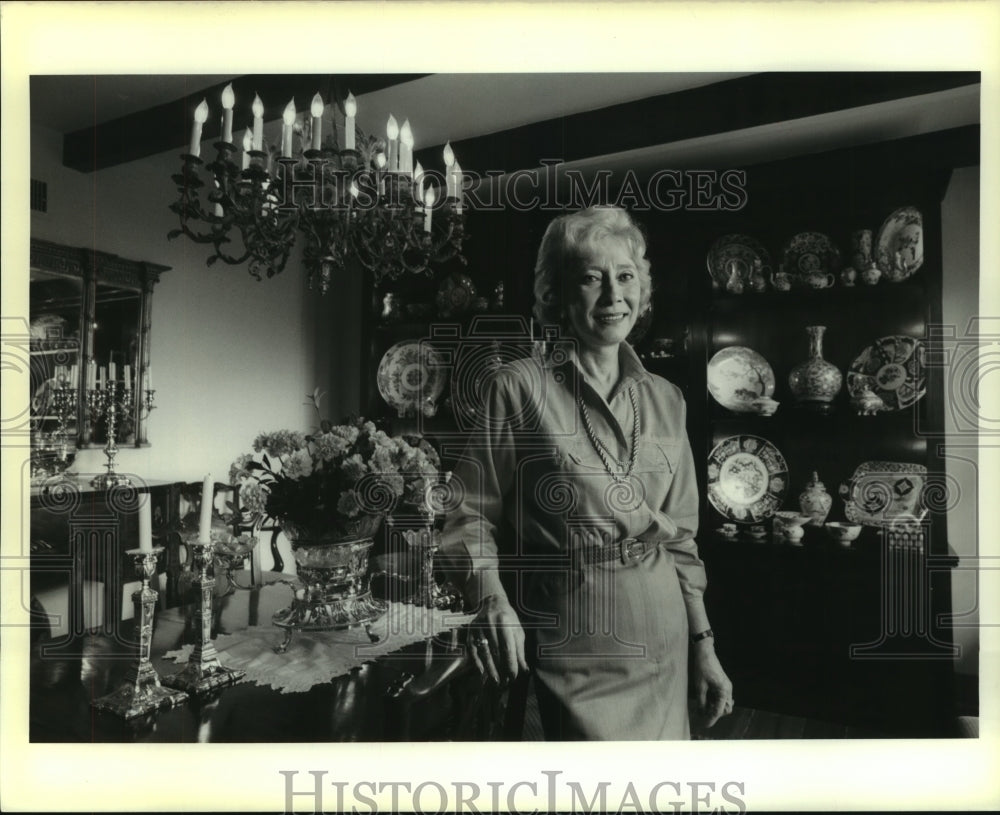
<box><xmin>580</xmin><ymin>537</ymin><xmax>660</xmax><ymax>565</ymax></box>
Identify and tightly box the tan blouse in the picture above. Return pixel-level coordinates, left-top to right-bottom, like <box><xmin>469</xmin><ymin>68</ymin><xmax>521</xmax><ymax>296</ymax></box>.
<box><xmin>440</xmin><ymin>340</ymin><xmax>711</xmax><ymax>635</ymax></box>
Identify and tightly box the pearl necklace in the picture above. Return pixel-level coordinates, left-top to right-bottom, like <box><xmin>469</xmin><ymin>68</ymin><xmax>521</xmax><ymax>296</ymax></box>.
<box><xmin>577</xmin><ymin>385</ymin><xmax>640</xmax><ymax>484</ymax></box>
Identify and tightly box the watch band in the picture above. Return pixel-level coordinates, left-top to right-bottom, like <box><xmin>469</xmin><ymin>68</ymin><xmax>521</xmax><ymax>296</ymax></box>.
<box><xmin>690</xmin><ymin>628</ymin><xmax>714</xmax><ymax>644</ymax></box>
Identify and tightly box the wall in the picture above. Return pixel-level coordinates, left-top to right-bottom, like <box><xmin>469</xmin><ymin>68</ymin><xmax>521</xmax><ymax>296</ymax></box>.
<box><xmin>29</xmin><ymin>124</ymin><xmax>363</xmax><ymax>489</ymax></box>
<box><xmin>940</xmin><ymin>164</ymin><xmax>981</xmax><ymax>688</ymax></box>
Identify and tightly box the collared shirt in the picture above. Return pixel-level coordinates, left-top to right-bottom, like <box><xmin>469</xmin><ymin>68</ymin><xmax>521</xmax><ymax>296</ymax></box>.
<box><xmin>440</xmin><ymin>340</ymin><xmax>711</xmax><ymax>634</ymax></box>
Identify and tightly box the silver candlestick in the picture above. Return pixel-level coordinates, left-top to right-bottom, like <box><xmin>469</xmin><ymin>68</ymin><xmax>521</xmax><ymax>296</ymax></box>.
<box><xmin>162</xmin><ymin>540</ymin><xmax>245</xmax><ymax>694</ymax></box>
<box><xmin>91</xmin><ymin>547</ymin><xmax>189</xmax><ymax>719</ymax></box>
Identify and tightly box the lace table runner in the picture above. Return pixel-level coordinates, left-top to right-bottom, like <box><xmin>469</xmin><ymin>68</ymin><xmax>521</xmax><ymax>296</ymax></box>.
<box><xmin>163</xmin><ymin>604</ymin><xmax>474</xmax><ymax>694</ymax></box>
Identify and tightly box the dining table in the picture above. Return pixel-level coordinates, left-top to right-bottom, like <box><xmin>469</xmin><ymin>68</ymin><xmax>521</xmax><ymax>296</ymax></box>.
<box><xmin>29</xmin><ymin>575</ymin><xmax>519</xmax><ymax>743</ymax></box>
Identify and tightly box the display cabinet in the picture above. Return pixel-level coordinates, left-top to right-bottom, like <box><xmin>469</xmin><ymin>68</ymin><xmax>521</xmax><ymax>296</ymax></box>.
<box><xmin>352</xmin><ymin>126</ymin><xmax>976</xmax><ymax>735</ymax></box>
<box><xmin>631</xmin><ymin>126</ymin><xmax>976</xmax><ymax>735</ymax></box>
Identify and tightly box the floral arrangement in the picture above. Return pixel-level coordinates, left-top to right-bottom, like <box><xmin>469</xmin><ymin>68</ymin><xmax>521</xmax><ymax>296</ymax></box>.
<box><xmin>229</xmin><ymin>399</ymin><xmax>440</xmax><ymax>538</ymax></box>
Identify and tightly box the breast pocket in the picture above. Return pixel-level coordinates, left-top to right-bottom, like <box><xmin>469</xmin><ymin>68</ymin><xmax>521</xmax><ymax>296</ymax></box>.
<box><xmin>557</xmin><ymin>435</ymin><xmax>679</xmax><ymax>505</ymax></box>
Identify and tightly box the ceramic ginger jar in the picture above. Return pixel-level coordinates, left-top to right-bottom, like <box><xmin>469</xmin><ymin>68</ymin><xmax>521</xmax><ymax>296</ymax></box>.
<box><xmin>799</xmin><ymin>471</ymin><xmax>833</xmax><ymax>527</ymax></box>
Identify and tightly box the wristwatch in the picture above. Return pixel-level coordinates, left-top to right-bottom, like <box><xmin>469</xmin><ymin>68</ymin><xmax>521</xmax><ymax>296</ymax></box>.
<box><xmin>689</xmin><ymin>628</ymin><xmax>714</xmax><ymax>645</ymax></box>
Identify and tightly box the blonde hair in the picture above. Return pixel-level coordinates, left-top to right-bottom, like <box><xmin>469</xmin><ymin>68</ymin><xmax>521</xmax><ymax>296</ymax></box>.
<box><xmin>532</xmin><ymin>206</ymin><xmax>652</xmax><ymax>328</ymax></box>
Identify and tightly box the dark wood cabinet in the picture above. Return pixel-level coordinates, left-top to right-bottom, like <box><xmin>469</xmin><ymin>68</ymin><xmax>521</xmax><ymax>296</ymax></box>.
<box><xmin>30</xmin><ymin>478</ymin><xmax>183</xmax><ymax>646</ymax></box>
<box><xmin>638</xmin><ymin>127</ymin><xmax>975</xmax><ymax>735</ymax></box>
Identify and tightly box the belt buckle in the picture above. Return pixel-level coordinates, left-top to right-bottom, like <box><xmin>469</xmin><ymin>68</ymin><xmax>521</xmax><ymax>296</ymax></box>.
<box><xmin>620</xmin><ymin>538</ymin><xmax>645</xmax><ymax>565</ymax></box>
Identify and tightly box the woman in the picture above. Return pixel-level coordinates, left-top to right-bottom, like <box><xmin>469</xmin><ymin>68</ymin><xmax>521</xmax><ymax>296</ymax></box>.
<box><xmin>440</xmin><ymin>206</ymin><xmax>732</xmax><ymax>739</ymax></box>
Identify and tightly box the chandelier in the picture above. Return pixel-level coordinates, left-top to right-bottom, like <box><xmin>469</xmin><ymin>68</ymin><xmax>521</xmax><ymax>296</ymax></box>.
<box><xmin>168</xmin><ymin>83</ymin><xmax>467</xmax><ymax>293</ymax></box>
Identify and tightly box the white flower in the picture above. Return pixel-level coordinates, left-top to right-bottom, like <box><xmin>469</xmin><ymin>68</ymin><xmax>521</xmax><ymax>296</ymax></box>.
<box><xmin>282</xmin><ymin>448</ymin><xmax>314</xmax><ymax>480</ymax></box>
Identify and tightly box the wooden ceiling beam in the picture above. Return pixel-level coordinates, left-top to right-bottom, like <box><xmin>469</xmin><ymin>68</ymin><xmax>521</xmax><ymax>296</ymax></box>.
<box><xmin>414</xmin><ymin>71</ymin><xmax>981</xmax><ymax>178</ymax></box>
<box><xmin>61</xmin><ymin>73</ymin><xmax>430</xmax><ymax>172</ymax></box>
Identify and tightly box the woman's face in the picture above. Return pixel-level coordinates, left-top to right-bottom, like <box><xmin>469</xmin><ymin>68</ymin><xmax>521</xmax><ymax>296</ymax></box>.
<box><xmin>564</xmin><ymin>237</ymin><xmax>642</xmax><ymax>353</ymax></box>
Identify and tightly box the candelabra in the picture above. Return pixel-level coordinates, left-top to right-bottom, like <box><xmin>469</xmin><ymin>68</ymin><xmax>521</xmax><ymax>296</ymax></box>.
<box><xmin>87</xmin><ymin>381</ymin><xmax>155</xmax><ymax>489</ymax></box>
<box><xmin>168</xmin><ymin>88</ymin><xmax>466</xmax><ymax>293</ymax></box>
<box><xmin>162</xmin><ymin>539</ymin><xmax>245</xmax><ymax>694</ymax></box>
<box><xmin>91</xmin><ymin>548</ymin><xmax>188</xmax><ymax>719</ymax></box>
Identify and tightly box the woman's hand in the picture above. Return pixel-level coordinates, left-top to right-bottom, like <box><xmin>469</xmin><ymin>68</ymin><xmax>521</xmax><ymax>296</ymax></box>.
<box><xmin>468</xmin><ymin>593</ymin><xmax>529</xmax><ymax>683</ymax></box>
<box><xmin>690</xmin><ymin>640</ymin><xmax>734</xmax><ymax>730</ymax></box>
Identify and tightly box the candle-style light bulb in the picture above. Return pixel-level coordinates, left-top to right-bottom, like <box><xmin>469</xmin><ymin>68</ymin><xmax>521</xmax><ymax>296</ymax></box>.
<box><xmin>220</xmin><ymin>83</ymin><xmax>235</xmax><ymax>144</ymax></box>
<box><xmin>251</xmin><ymin>93</ymin><xmax>264</xmax><ymax>150</ymax></box>
<box><xmin>386</xmin><ymin>114</ymin><xmax>400</xmax><ymax>172</ymax></box>
<box><xmin>344</xmin><ymin>92</ymin><xmax>357</xmax><ymax>118</ymax></box>
<box><xmin>349</xmin><ymin>180</ymin><xmax>360</xmax><ymax>198</ymax></box>
<box><xmin>281</xmin><ymin>99</ymin><xmax>296</xmax><ymax>158</ymax></box>
<box><xmin>399</xmin><ymin>119</ymin><xmax>414</xmax><ymax>175</ymax></box>
<box><xmin>413</xmin><ymin>160</ymin><xmax>424</xmax><ymax>203</ymax></box>
<box><xmin>443</xmin><ymin>141</ymin><xmax>455</xmax><ymax>168</ymax></box>
<box><xmin>190</xmin><ymin>98</ymin><xmax>209</xmax><ymax>157</ymax></box>
<box><xmin>310</xmin><ymin>93</ymin><xmax>324</xmax><ymax>119</ymax></box>
<box><xmin>310</xmin><ymin>93</ymin><xmax>324</xmax><ymax>151</ymax></box>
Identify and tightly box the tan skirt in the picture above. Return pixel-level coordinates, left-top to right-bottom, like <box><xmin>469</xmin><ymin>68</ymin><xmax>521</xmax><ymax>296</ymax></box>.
<box><xmin>524</xmin><ymin>546</ymin><xmax>690</xmax><ymax>740</ymax></box>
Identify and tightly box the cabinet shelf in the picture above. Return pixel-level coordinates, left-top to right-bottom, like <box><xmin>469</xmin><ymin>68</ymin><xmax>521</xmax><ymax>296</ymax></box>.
<box><xmin>708</xmin><ymin>275</ymin><xmax>927</xmax><ymax>311</ymax></box>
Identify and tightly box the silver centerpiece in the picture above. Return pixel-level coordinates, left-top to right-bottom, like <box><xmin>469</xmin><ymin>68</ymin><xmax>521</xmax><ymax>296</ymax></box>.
<box><xmin>271</xmin><ymin>516</ymin><xmax>388</xmax><ymax>653</ymax></box>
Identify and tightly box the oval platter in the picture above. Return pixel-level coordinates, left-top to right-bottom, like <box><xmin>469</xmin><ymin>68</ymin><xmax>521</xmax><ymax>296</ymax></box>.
<box><xmin>707</xmin><ymin>346</ymin><xmax>775</xmax><ymax>412</ymax></box>
<box><xmin>840</xmin><ymin>460</ymin><xmax>927</xmax><ymax>527</ymax></box>
<box><xmin>707</xmin><ymin>434</ymin><xmax>788</xmax><ymax>523</ymax></box>
<box><xmin>376</xmin><ymin>340</ymin><xmax>448</xmax><ymax>418</ymax></box>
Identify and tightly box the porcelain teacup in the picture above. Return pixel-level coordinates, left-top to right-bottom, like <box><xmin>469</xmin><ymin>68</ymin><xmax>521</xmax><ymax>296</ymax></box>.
<box><xmin>803</xmin><ymin>271</ymin><xmax>835</xmax><ymax>289</ymax></box>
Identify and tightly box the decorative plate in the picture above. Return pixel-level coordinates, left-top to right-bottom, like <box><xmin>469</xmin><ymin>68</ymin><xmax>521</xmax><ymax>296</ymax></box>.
<box><xmin>376</xmin><ymin>340</ymin><xmax>448</xmax><ymax>418</ymax></box>
<box><xmin>707</xmin><ymin>435</ymin><xmax>788</xmax><ymax>523</ymax></box>
<box><xmin>840</xmin><ymin>461</ymin><xmax>927</xmax><ymax>527</ymax></box>
<box><xmin>706</xmin><ymin>234</ymin><xmax>772</xmax><ymax>291</ymax></box>
<box><xmin>435</xmin><ymin>272</ymin><xmax>477</xmax><ymax>318</ymax></box>
<box><xmin>779</xmin><ymin>232</ymin><xmax>841</xmax><ymax>286</ymax></box>
<box><xmin>875</xmin><ymin>206</ymin><xmax>923</xmax><ymax>281</ymax></box>
<box><xmin>846</xmin><ymin>335</ymin><xmax>925</xmax><ymax>410</ymax></box>
<box><xmin>707</xmin><ymin>347</ymin><xmax>775</xmax><ymax>412</ymax></box>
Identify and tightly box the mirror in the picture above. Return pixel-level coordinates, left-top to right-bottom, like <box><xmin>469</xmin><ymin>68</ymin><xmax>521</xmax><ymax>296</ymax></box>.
<box><xmin>29</xmin><ymin>239</ymin><xmax>169</xmax><ymax>480</ymax></box>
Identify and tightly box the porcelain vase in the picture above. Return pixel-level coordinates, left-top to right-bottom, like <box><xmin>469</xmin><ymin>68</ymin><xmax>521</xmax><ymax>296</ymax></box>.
<box><xmin>788</xmin><ymin>325</ymin><xmax>842</xmax><ymax>412</ymax></box>
<box><xmin>799</xmin><ymin>471</ymin><xmax>833</xmax><ymax>527</ymax></box>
